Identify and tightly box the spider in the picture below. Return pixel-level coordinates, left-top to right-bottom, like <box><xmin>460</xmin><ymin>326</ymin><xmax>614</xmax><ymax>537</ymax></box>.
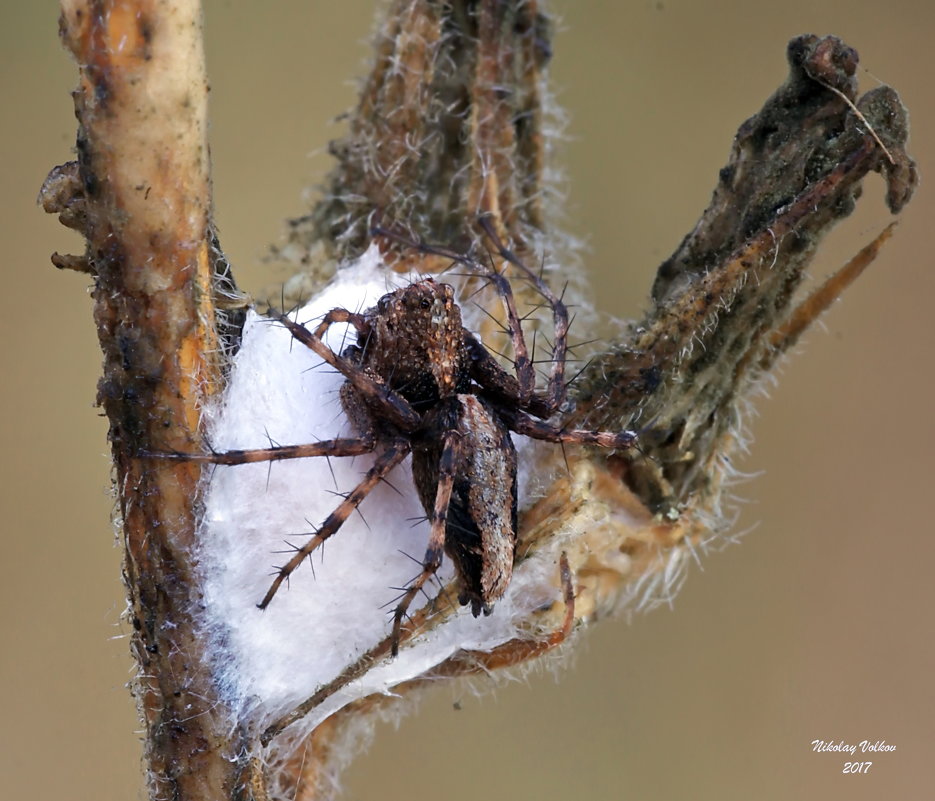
<box><xmin>158</xmin><ymin>220</ymin><xmax>637</xmax><ymax>654</ymax></box>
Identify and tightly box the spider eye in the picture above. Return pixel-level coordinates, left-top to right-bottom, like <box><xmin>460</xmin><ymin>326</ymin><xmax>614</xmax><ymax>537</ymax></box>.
<box><xmin>419</xmin><ymin>298</ymin><xmax>432</xmax><ymax>309</ymax></box>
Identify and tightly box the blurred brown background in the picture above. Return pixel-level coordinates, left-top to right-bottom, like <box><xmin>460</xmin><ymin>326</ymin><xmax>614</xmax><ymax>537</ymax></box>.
<box><xmin>2</xmin><ymin>2</ymin><xmax>932</xmax><ymax>799</ymax></box>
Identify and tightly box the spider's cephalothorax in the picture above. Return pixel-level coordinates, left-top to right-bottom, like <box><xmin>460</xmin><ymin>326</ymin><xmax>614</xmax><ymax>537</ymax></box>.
<box><xmin>162</xmin><ymin>228</ymin><xmax>637</xmax><ymax>654</ymax></box>
<box><xmin>346</xmin><ymin>280</ymin><xmax>472</xmax><ymax>409</ymax></box>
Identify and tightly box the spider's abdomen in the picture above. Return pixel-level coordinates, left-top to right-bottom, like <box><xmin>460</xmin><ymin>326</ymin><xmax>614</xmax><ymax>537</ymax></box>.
<box><xmin>411</xmin><ymin>394</ymin><xmax>517</xmax><ymax>616</ymax></box>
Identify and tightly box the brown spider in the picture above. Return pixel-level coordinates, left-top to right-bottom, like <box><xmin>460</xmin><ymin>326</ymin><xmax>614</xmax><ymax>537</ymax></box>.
<box><xmin>160</xmin><ymin>222</ymin><xmax>636</xmax><ymax>654</ymax></box>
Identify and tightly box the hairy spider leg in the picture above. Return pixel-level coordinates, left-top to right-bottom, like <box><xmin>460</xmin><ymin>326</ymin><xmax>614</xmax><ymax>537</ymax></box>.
<box><xmin>149</xmin><ymin>304</ymin><xmax>422</xmax><ymax>464</ymax></box>
<box><xmin>458</xmin><ymin>331</ymin><xmax>546</xmax><ymax>418</ymax></box>
<box><xmin>474</xmin><ymin>265</ymin><xmax>536</xmax><ymax>405</ymax></box>
<box><xmin>471</xmin><ymin>551</ymin><xmax>576</xmax><ymax>667</ymax></box>
<box><xmin>390</xmin><ymin>431</ymin><xmax>460</xmax><ymax>655</ymax></box>
<box><xmin>146</xmin><ymin>438</ymin><xmax>375</xmax><ymax>465</ymax></box>
<box><xmin>258</xmin><ymin>440</ymin><xmax>411</xmax><ymax>609</ymax></box>
<box><xmin>552</xmin><ymin>552</ymin><xmax>577</xmax><ymax>646</ymax></box>
<box><xmin>477</xmin><ymin>215</ymin><xmax>569</xmax><ymax>415</ymax></box>
<box><xmin>276</xmin><ymin>311</ymin><xmax>421</xmax><ymax>433</ymax></box>
<box><xmin>502</xmin><ymin>407</ymin><xmax>638</xmax><ymax>451</ymax></box>
<box><xmin>430</xmin><ymin>552</ymin><xmax>577</xmax><ymax>674</ymax></box>
<box><xmin>472</xmin><ymin>232</ymin><xmax>643</xmax><ymax>453</ymax></box>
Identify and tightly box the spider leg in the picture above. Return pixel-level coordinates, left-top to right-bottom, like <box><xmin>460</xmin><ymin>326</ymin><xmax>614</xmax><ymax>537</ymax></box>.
<box><xmin>477</xmin><ymin>215</ymin><xmax>569</xmax><ymax>414</ymax></box>
<box><xmin>142</xmin><ymin>438</ymin><xmax>375</xmax><ymax>465</ymax></box>
<box><xmin>553</xmin><ymin>551</ymin><xmax>576</xmax><ymax>647</ymax></box>
<box><xmin>276</xmin><ymin>312</ymin><xmax>421</xmax><ymax>433</ymax></box>
<box><xmin>455</xmin><ymin>551</ymin><xmax>576</xmax><ymax>672</ymax></box>
<box><xmin>494</xmin><ymin>551</ymin><xmax>575</xmax><ymax>660</ymax></box>
<box><xmin>258</xmin><ymin>439</ymin><xmax>411</xmax><ymax>609</ymax></box>
<box><xmin>502</xmin><ymin>407</ymin><xmax>637</xmax><ymax>450</ymax></box>
<box><xmin>477</xmin><ymin>266</ymin><xmax>536</xmax><ymax>405</ymax></box>
<box><xmin>390</xmin><ymin>431</ymin><xmax>461</xmax><ymax>655</ymax></box>
<box><xmin>370</xmin><ymin>225</ymin><xmax>470</xmax><ymax>267</ymax></box>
